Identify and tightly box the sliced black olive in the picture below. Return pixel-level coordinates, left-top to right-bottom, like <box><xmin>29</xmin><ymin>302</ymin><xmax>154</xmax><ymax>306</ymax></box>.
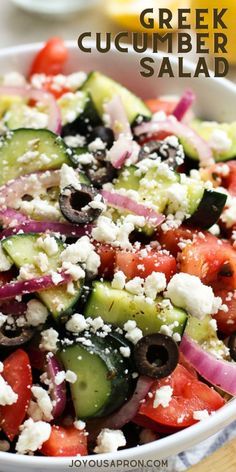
<box><xmin>228</xmin><ymin>333</ymin><xmax>236</xmax><ymax>361</ymax></box>
<box><xmin>88</xmin><ymin>126</ymin><xmax>115</xmax><ymax>150</ymax></box>
<box><xmin>134</xmin><ymin>333</ymin><xmax>179</xmax><ymax>379</ymax></box>
<box><xmin>86</xmin><ymin>160</ymin><xmax>116</xmax><ymax>188</ymax></box>
<box><xmin>59</xmin><ymin>184</ymin><xmax>103</xmax><ymax>224</ymax></box>
<box><xmin>138</xmin><ymin>140</ymin><xmax>183</xmax><ymax>169</ymax></box>
<box><xmin>0</xmin><ymin>327</ymin><xmax>34</xmax><ymax>347</ymax></box>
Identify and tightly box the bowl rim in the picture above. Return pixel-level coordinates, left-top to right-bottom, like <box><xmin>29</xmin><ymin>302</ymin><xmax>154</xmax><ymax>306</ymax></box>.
<box><xmin>0</xmin><ymin>40</ymin><xmax>236</xmax><ymax>466</ymax></box>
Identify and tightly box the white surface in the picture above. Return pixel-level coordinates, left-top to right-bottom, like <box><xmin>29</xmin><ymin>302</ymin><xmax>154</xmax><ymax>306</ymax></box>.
<box><xmin>0</xmin><ymin>40</ymin><xmax>236</xmax><ymax>472</ymax></box>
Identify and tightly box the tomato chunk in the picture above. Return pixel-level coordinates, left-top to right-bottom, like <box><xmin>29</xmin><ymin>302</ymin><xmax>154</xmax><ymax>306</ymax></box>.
<box><xmin>42</xmin><ymin>78</ymin><xmax>70</xmax><ymax>99</ymax></box>
<box><xmin>136</xmin><ymin>365</ymin><xmax>224</xmax><ymax>432</ymax></box>
<box><xmin>96</xmin><ymin>243</ymin><xmax>116</xmax><ymax>279</ymax></box>
<box><xmin>29</xmin><ymin>37</ymin><xmax>68</xmax><ymax>77</ymax></box>
<box><xmin>116</xmin><ymin>248</ymin><xmax>176</xmax><ymax>281</ymax></box>
<box><xmin>213</xmin><ymin>288</ymin><xmax>236</xmax><ymax>335</ymax></box>
<box><xmin>0</xmin><ymin>350</ymin><xmax>32</xmax><ymax>440</ymax></box>
<box><xmin>145</xmin><ymin>98</ymin><xmax>177</xmax><ymax>115</ymax></box>
<box><xmin>157</xmin><ymin>226</ymin><xmax>200</xmax><ymax>257</ymax></box>
<box><xmin>41</xmin><ymin>425</ymin><xmax>88</xmax><ymax>457</ymax></box>
<box><xmin>179</xmin><ymin>236</ymin><xmax>236</xmax><ymax>290</ymax></box>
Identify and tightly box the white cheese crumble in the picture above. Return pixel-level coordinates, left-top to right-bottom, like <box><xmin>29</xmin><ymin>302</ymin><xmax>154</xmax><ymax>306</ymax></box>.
<box><xmin>60</xmin><ymin>163</ymin><xmax>81</xmax><ymax>190</ymax></box>
<box><xmin>0</xmin><ymin>375</ymin><xmax>18</xmax><ymax>406</ymax></box>
<box><xmin>144</xmin><ymin>272</ymin><xmax>167</xmax><ymax>299</ymax></box>
<box><xmin>111</xmin><ymin>271</ymin><xmax>126</xmax><ymax>290</ymax></box>
<box><xmin>31</xmin><ymin>386</ymin><xmax>53</xmax><ymax>421</ymax></box>
<box><xmin>119</xmin><ymin>346</ymin><xmax>131</xmax><ymax>358</ymax></box>
<box><xmin>66</xmin><ymin>313</ymin><xmax>88</xmax><ymax>333</ymax></box>
<box><xmin>210</xmin><ymin>129</ymin><xmax>232</xmax><ymax>153</ymax></box>
<box><xmin>193</xmin><ymin>410</ymin><xmax>209</xmax><ymax>421</ymax></box>
<box><xmin>123</xmin><ymin>320</ymin><xmax>143</xmax><ymax>344</ymax></box>
<box><xmin>74</xmin><ymin>420</ymin><xmax>86</xmax><ymax>431</ymax></box>
<box><xmin>0</xmin><ymin>313</ymin><xmax>7</xmax><ymax>328</ymax></box>
<box><xmin>94</xmin><ymin>428</ymin><xmax>126</xmax><ymax>454</ymax></box>
<box><xmin>40</xmin><ymin>328</ymin><xmax>59</xmax><ymax>353</ymax></box>
<box><xmin>0</xmin><ymin>244</ymin><xmax>12</xmax><ymax>271</ymax></box>
<box><xmin>33</xmin><ymin>252</ymin><xmax>49</xmax><ymax>273</ymax></box>
<box><xmin>153</xmin><ymin>385</ymin><xmax>173</xmax><ymax>408</ymax></box>
<box><xmin>26</xmin><ymin>299</ymin><xmax>48</xmax><ymax>327</ymax></box>
<box><xmin>125</xmin><ymin>277</ymin><xmax>144</xmax><ymax>296</ymax></box>
<box><xmin>61</xmin><ymin>235</ymin><xmax>100</xmax><ymax>277</ymax></box>
<box><xmin>27</xmin><ymin>400</ymin><xmax>44</xmax><ymax>422</ymax></box>
<box><xmin>65</xmin><ymin>370</ymin><xmax>77</xmax><ymax>384</ymax></box>
<box><xmin>165</xmin><ymin>273</ymin><xmax>222</xmax><ymax>319</ymax></box>
<box><xmin>88</xmin><ymin>138</ymin><xmax>106</xmax><ymax>152</ymax></box>
<box><xmin>37</xmin><ymin>235</ymin><xmax>58</xmax><ymax>256</ymax></box>
<box><xmin>16</xmin><ymin>419</ymin><xmax>51</xmax><ymax>454</ymax></box>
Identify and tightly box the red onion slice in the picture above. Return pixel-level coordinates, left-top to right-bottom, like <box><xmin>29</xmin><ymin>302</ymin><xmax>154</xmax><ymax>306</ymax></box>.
<box><xmin>0</xmin><ymin>170</ymin><xmax>60</xmax><ymax>208</ymax></box>
<box><xmin>134</xmin><ymin>116</ymin><xmax>213</xmax><ymax>167</ymax></box>
<box><xmin>172</xmin><ymin>90</ymin><xmax>196</xmax><ymax>122</ymax></box>
<box><xmin>87</xmin><ymin>376</ymin><xmax>154</xmax><ymax>440</ymax></box>
<box><xmin>0</xmin><ymin>272</ymin><xmax>71</xmax><ymax>300</ymax></box>
<box><xmin>0</xmin><ymin>86</ymin><xmax>61</xmax><ymax>134</ymax></box>
<box><xmin>180</xmin><ymin>334</ymin><xmax>236</xmax><ymax>396</ymax></box>
<box><xmin>0</xmin><ymin>220</ymin><xmax>92</xmax><ymax>239</ymax></box>
<box><xmin>0</xmin><ymin>300</ymin><xmax>27</xmax><ymax>316</ymax></box>
<box><xmin>104</xmin><ymin>95</ymin><xmax>132</xmax><ymax>139</ymax></box>
<box><xmin>46</xmin><ymin>354</ymin><xmax>67</xmax><ymax>419</ymax></box>
<box><xmin>0</xmin><ymin>208</ymin><xmax>29</xmax><ymax>227</ymax></box>
<box><xmin>101</xmin><ymin>189</ymin><xmax>165</xmax><ymax>227</ymax></box>
<box><xmin>108</xmin><ymin>134</ymin><xmax>140</xmax><ymax>169</ymax></box>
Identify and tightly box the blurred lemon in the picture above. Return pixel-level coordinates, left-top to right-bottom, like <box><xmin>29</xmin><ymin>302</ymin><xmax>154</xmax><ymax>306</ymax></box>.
<box><xmin>105</xmin><ymin>0</ymin><xmax>188</xmax><ymax>33</ymax></box>
<box><xmin>190</xmin><ymin>0</ymin><xmax>236</xmax><ymax>64</ymax></box>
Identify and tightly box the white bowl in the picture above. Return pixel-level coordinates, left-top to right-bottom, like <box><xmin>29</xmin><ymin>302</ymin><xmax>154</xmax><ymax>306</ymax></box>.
<box><xmin>0</xmin><ymin>41</ymin><xmax>236</xmax><ymax>472</ymax></box>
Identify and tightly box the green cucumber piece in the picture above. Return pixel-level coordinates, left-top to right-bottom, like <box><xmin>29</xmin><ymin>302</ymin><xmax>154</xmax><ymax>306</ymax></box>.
<box><xmin>84</xmin><ymin>281</ymin><xmax>187</xmax><ymax>336</ymax></box>
<box><xmin>2</xmin><ymin>234</ymin><xmax>82</xmax><ymax>321</ymax></box>
<box><xmin>0</xmin><ymin>129</ymin><xmax>70</xmax><ymax>186</ymax></box>
<box><xmin>114</xmin><ymin>165</ymin><xmax>140</xmax><ymax>191</ymax></box>
<box><xmin>59</xmin><ymin>335</ymin><xmax>132</xmax><ymax>419</ymax></box>
<box><xmin>186</xmin><ymin>189</ymin><xmax>227</xmax><ymax>229</ymax></box>
<box><xmin>59</xmin><ymin>91</ymin><xmax>101</xmax><ymax>136</ymax></box>
<box><xmin>186</xmin><ymin>315</ymin><xmax>229</xmax><ymax>359</ymax></box>
<box><xmin>81</xmin><ymin>71</ymin><xmax>151</xmax><ymax>124</ymax></box>
<box><xmin>181</xmin><ymin>120</ymin><xmax>236</xmax><ymax>162</ymax></box>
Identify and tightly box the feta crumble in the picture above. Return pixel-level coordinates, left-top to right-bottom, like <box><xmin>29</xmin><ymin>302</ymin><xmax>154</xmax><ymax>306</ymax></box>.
<box><xmin>40</xmin><ymin>328</ymin><xmax>59</xmax><ymax>353</ymax></box>
<box><xmin>153</xmin><ymin>385</ymin><xmax>173</xmax><ymax>408</ymax></box>
<box><xmin>31</xmin><ymin>386</ymin><xmax>53</xmax><ymax>421</ymax></box>
<box><xmin>111</xmin><ymin>271</ymin><xmax>126</xmax><ymax>290</ymax></box>
<box><xmin>94</xmin><ymin>428</ymin><xmax>126</xmax><ymax>454</ymax></box>
<box><xmin>123</xmin><ymin>320</ymin><xmax>143</xmax><ymax>344</ymax></box>
<box><xmin>66</xmin><ymin>313</ymin><xmax>88</xmax><ymax>333</ymax></box>
<box><xmin>26</xmin><ymin>299</ymin><xmax>48</xmax><ymax>327</ymax></box>
<box><xmin>0</xmin><ymin>375</ymin><xmax>18</xmax><ymax>406</ymax></box>
<box><xmin>16</xmin><ymin>419</ymin><xmax>51</xmax><ymax>454</ymax></box>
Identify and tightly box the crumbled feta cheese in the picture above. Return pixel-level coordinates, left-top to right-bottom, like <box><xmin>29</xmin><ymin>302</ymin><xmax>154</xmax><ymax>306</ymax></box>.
<box><xmin>33</xmin><ymin>252</ymin><xmax>49</xmax><ymax>273</ymax></box>
<box><xmin>0</xmin><ymin>244</ymin><xmax>12</xmax><ymax>271</ymax></box>
<box><xmin>119</xmin><ymin>346</ymin><xmax>131</xmax><ymax>358</ymax></box>
<box><xmin>153</xmin><ymin>385</ymin><xmax>173</xmax><ymax>408</ymax></box>
<box><xmin>208</xmin><ymin>224</ymin><xmax>220</xmax><ymax>236</ymax></box>
<box><xmin>66</xmin><ymin>313</ymin><xmax>88</xmax><ymax>333</ymax></box>
<box><xmin>65</xmin><ymin>71</ymin><xmax>87</xmax><ymax>90</ymax></box>
<box><xmin>94</xmin><ymin>428</ymin><xmax>126</xmax><ymax>454</ymax></box>
<box><xmin>74</xmin><ymin>419</ymin><xmax>86</xmax><ymax>430</ymax></box>
<box><xmin>60</xmin><ymin>163</ymin><xmax>81</xmax><ymax>190</ymax></box>
<box><xmin>111</xmin><ymin>271</ymin><xmax>126</xmax><ymax>290</ymax></box>
<box><xmin>193</xmin><ymin>410</ymin><xmax>209</xmax><ymax>421</ymax></box>
<box><xmin>0</xmin><ymin>375</ymin><xmax>18</xmax><ymax>405</ymax></box>
<box><xmin>123</xmin><ymin>320</ymin><xmax>143</xmax><ymax>344</ymax></box>
<box><xmin>87</xmin><ymin>193</ymin><xmax>106</xmax><ymax>212</ymax></box>
<box><xmin>16</xmin><ymin>419</ymin><xmax>51</xmax><ymax>454</ymax></box>
<box><xmin>0</xmin><ymin>362</ymin><xmax>3</xmax><ymax>373</ymax></box>
<box><xmin>27</xmin><ymin>400</ymin><xmax>44</xmax><ymax>422</ymax></box>
<box><xmin>64</xmin><ymin>134</ymin><xmax>86</xmax><ymax>148</ymax></box>
<box><xmin>165</xmin><ymin>273</ymin><xmax>222</xmax><ymax>319</ymax></box>
<box><xmin>221</xmin><ymin>196</ymin><xmax>236</xmax><ymax>228</ymax></box>
<box><xmin>210</xmin><ymin>129</ymin><xmax>232</xmax><ymax>153</ymax></box>
<box><xmin>26</xmin><ymin>299</ymin><xmax>48</xmax><ymax>327</ymax></box>
<box><xmin>61</xmin><ymin>236</ymin><xmax>100</xmax><ymax>276</ymax></box>
<box><xmin>144</xmin><ymin>272</ymin><xmax>167</xmax><ymax>299</ymax></box>
<box><xmin>125</xmin><ymin>277</ymin><xmax>144</xmax><ymax>296</ymax></box>
<box><xmin>92</xmin><ymin>216</ymin><xmax>119</xmax><ymax>244</ymax></box>
<box><xmin>54</xmin><ymin>371</ymin><xmax>66</xmax><ymax>386</ymax></box>
<box><xmin>40</xmin><ymin>328</ymin><xmax>59</xmax><ymax>353</ymax></box>
<box><xmin>166</xmin><ymin>183</ymin><xmax>188</xmax><ymax>214</ymax></box>
<box><xmin>31</xmin><ymin>386</ymin><xmax>53</xmax><ymax>421</ymax></box>
<box><xmin>88</xmin><ymin>138</ymin><xmax>106</xmax><ymax>152</ymax></box>
<box><xmin>18</xmin><ymin>263</ymin><xmax>35</xmax><ymax>280</ymax></box>
<box><xmin>62</xmin><ymin>261</ymin><xmax>85</xmax><ymax>281</ymax></box>
<box><xmin>0</xmin><ymin>313</ymin><xmax>7</xmax><ymax>328</ymax></box>
<box><xmin>37</xmin><ymin>235</ymin><xmax>58</xmax><ymax>256</ymax></box>
<box><xmin>65</xmin><ymin>370</ymin><xmax>77</xmax><ymax>384</ymax></box>
<box><xmin>51</xmin><ymin>271</ymin><xmax>64</xmax><ymax>285</ymax></box>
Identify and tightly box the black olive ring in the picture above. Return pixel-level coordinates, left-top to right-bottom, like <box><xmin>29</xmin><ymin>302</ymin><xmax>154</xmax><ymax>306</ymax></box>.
<box><xmin>133</xmin><ymin>333</ymin><xmax>179</xmax><ymax>379</ymax></box>
<box><xmin>0</xmin><ymin>327</ymin><xmax>35</xmax><ymax>347</ymax></box>
<box><xmin>59</xmin><ymin>184</ymin><xmax>103</xmax><ymax>225</ymax></box>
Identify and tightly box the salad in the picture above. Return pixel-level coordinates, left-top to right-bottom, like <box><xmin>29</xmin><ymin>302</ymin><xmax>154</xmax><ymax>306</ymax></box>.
<box><xmin>0</xmin><ymin>37</ymin><xmax>235</xmax><ymax>457</ymax></box>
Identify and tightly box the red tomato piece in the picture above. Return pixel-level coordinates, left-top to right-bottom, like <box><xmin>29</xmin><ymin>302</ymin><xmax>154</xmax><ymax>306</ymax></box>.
<box><xmin>41</xmin><ymin>425</ymin><xmax>88</xmax><ymax>457</ymax></box>
<box><xmin>213</xmin><ymin>288</ymin><xmax>236</xmax><ymax>335</ymax></box>
<box><xmin>116</xmin><ymin>248</ymin><xmax>176</xmax><ymax>281</ymax></box>
<box><xmin>0</xmin><ymin>269</ymin><xmax>15</xmax><ymax>287</ymax></box>
<box><xmin>136</xmin><ymin>364</ymin><xmax>224</xmax><ymax>432</ymax></box>
<box><xmin>43</xmin><ymin>78</ymin><xmax>71</xmax><ymax>99</ymax></box>
<box><xmin>138</xmin><ymin>131</ymin><xmax>172</xmax><ymax>145</ymax></box>
<box><xmin>145</xmin><ymin>98</ymin><xmax>177</xmax><ymax>115</ymax></box>
<box><xmin>96</xmin><ymin>243</ymin><xmax>116</xmax><ymax>279</ymax></box>
<box><xmin>157</xmin><ymin>226</ymin><xmax>200</xmax><ymax>257</ymax></box>
<box><xmin>179</xmin><ymin>235</ymin><xmax>236</xmax><ymax>290</ymax></box>
<box><xmin>0</xmin><ymin>350</ymin><xmax>32</xmax><ymax>440</ymax></box>
<box><xmin>29</xmin><ymin>37</ymin><xmax>68</xmax><ymax>77</ymax></box>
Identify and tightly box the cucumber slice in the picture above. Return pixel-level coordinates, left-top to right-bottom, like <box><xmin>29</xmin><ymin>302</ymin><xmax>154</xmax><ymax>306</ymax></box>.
<box><xmin>59</xmin><ymin>91</ymin><xmax>101</xmax><ymax>136</ymax></box>
<box><xmin>0</xmin><ymin>129</ymin><xmax>70</xmax><ymax>186</ymax></box>
<box><xmin>59</xmin><ymin>335</ymin><xmax>132</xmax><ymax>419</ymax></box>
<box><xmin>181</xmin><ymin>120</ymin><xmax>236</xmax><ymax>162</ymax></box>
<box><xmin>186</xmin><ymin>315</ymin><xmax>229</xmax><ymax>359</ymax></box>
<box><xmin>0</xmin><ymin>96</ymin><xmax>25</xmax><ymax>120</ymax></box>
<box><xmin>186</xmin><ymin>189</ymin><xmax>227</xmax><ymax>229</ymax></box>
<box><xmin>4</xmin><ymin>103</ymin><xmax>48</xmax><ymax>131</ymax></box>
<box><xmin>114</xmin><ymin>165</ymin><xmax>140</xmax><ymax>191</ymax></box>
<box><xmin>2</xmin><ymin>234</ymin><xmax>82</xmax><ymax>321</ymax></box>
<box><xmin>81</xmin><ymin>71</ymin><xmax>152</xmax><ymax>124</ymax></box>
<box><xmin>84</xmin><ymin>281</ymin><xmax>187</xmax><ymax>336</ymax></box>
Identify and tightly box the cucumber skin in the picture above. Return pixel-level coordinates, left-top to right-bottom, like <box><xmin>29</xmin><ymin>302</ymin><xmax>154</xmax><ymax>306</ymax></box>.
<box><xmin>186</xmin><ymin>189</ymin><xmax>227</xmax><ymax>229</ymax></box>
<box><xmin>84</xmin><ymin>282</ymin><xmax>187</xmax><ymax>337</ymax></box>
<box><xmin>81</xmin><ymin>71</ymin><xmax>152</xmax><ymax>124</ymax></box>
<box><xmin>1</xmin><ymin>233</ymin><xmax>82</xmax><ymax>322</ymax></box>
<box><xmin>0</xmin><ymin>129</ymin><xmax>70</xmax><ymax>186</ymax></box>
<box><xmin>59</xmin><ymin>335</ymin><xmax>133</xmax><ymax>419</ymax></box>
<box><xmin>61</xmin><ymin>92</ymin><xmax>102</xmax><ymax>137</ymax></box>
